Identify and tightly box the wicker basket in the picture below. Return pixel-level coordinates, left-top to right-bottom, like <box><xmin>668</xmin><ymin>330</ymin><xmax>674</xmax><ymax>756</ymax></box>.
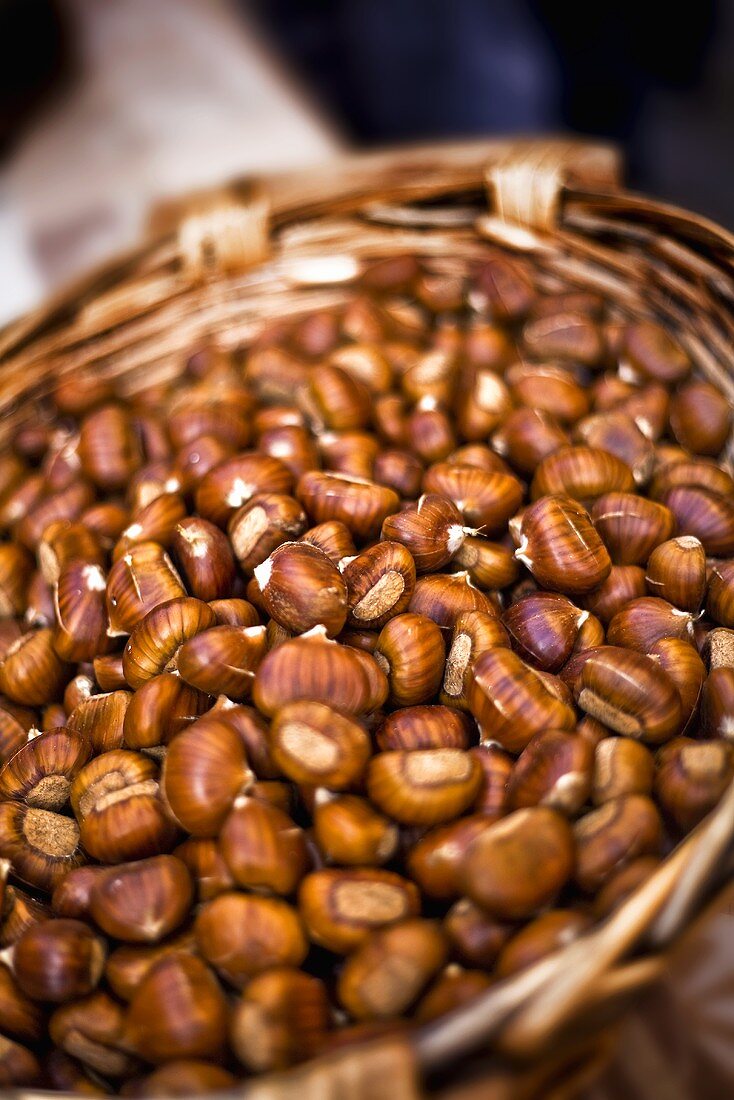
<box><xmin>3</xmin><ymin>138</ymin><xmax>734</xmax><ymax>1099</ymax></box>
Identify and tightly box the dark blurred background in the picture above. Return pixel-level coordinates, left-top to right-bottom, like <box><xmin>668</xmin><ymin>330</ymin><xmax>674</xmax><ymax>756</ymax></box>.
<box><xmin>0</xmin><ymin>0</ymin><xmax>731</xmax><ymax>220</ymax></box>
<box><xmin>247</xmin><ymin>0</ymin><xmax>729</xmax><ymax>223</ymax></box>
<box><xmin>2</xmin><ymin>0</ymin><xmax>732</xmax><ymax>213</ymax></box>
<box><xmin>1</xmin><ymin>0</ymin><xmax>733</xmax><ymax>324</ymax></box>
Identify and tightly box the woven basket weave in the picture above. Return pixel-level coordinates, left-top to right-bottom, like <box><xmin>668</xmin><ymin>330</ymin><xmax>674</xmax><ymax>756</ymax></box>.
<box><xmin>3</xmin><ymin>138</ymin><xmax>734</xmax><ymax>1099</ymax></box>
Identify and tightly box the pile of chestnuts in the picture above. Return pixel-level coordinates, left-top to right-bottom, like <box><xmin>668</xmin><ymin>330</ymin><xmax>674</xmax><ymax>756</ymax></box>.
<box><xmin>0</xmin><ymin>249</ymin><xmax>733</xmax><ymax>1095</ymax></box>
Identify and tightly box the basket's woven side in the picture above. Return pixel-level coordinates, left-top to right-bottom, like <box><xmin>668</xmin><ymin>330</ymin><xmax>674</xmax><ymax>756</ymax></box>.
<box><xmin>434</xmin><ymin>1030</ymin><xmax>619</xmax><ymax>1100</ymax></box>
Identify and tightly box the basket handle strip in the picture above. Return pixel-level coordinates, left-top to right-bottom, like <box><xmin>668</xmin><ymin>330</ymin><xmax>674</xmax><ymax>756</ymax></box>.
<box><xmin>177</xmin><ymin>181</ymin><xmax>271</xmax><ymax>279</ymax></box>
<box><xmin>487</xmin><ymin>144</ymin><xmax>565</xmax><ymax>231</ymax></box>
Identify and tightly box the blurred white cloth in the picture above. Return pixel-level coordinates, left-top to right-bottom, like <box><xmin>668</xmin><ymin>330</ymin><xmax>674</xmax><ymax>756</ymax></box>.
<box><xmin>0</xmin><ymin>184</ymin><xmax>45</xmax><ymax>324</ymax></box>
<box><xmin>0</xmin><ymin>0</ymin><xmax>339</xmax><ymax>326</ymax></box>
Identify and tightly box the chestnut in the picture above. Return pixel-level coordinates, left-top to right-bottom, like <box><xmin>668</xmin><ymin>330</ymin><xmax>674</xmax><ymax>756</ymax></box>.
<box><xmin>575</xmin><ymin>413</ymin><xmax>654</xmax><ymax>487</ymax></box>
<box><xmin>78</xmin><ymin>404</ymin><xmax>142</xmax><ymax>491</ymax></box>
<box><xmin>702</xmin><ymin>667</ymin><xmax>734</xmax><ymax>740</ymax></box>
<box><xmin>0</xmin><ymin>962</ymin><xmax>44</xmax><ymax>1044</ymax></box>
<box><xmin>507</xmin><ymin>729</ymin><xmax>593</xmax><ymax>815</ymax></box>
<box><xmin>507</xmin><ymin>360</ymin><xmax>589</xmax><ymax>424</ymax></box>
<box><xmin>375</xmin><ymin>704</ymin><xmax>473</xmax><ymax>751</ymax></box>
<box><xmin>10</xmin><ymin>919</ymin><xmax>105</xmax><ymax>1003</ymax></box>
<box><xmin>654</xmin><ymin>737</ymin><xmax>734</xmax><ymax>833</ymax></box>
<box><xmin>171</xmin><ymin>517</ymin><xmax>237</xmax><ymax>599</ymax></box>
<box><xmin>453</xmin><ymin>535</ymin><xmax>519</xmax><ymax>590</ymax></box>
<box><xmin>122</xmin><ymin>673</ymin><xmax>211</xmax><ymax>751</ymax></box>
<box><xmin>606</xmin><ymin>596</ymin><xmax>694</xmax><ymax>653</ymax></box>
<box><xmin>123</xmin><ymin>1061</ymin><xmax>236</xmax><ymax>1096</ymax></box>
<box><xmin>366</xmin><ymin>748</ymin><xmax>482</xmax><ymax>826</ymax></box>
<box><xmin>0</xmin><ymin>1035</ymin><xmax>41</xmax><ymax>1086</ymax></box>
<box><xmin>0</xmin><ymin>801</ymin><xmax>85</xmax><ymax>892</ymax></box>
<box><xmin>342</xmin><ymin>540</ymin><xmax>416</xmax><ymax>629</ymax></box>
<box><xmin>195</xmin><ymin>453</ymin><xmax>294</xmax><ymax>528</ymax></box>
<box><xmin>622</xmin><ymin>320</ymin><xmax>691</xmax><ymax>384</ymax></box>
<box><xmin>492</xmin><ymin>407</ymin><xmax>570</xmax><ymax>477</ymax></box>
<box><xmin>300</xmin><ymin>520</ymin><xmax>356</xmax><ymax>565</ymax></box>
<box><xmin>177</xmin><ymin>624</ymin><xmax>267</xmax><ymax>699</ymax></box>
<box><xmin>468</xmin><ymin>647</ymin><xmax>575</xmax><ymax>753</ymax></box>
<box><xmin>443</xmin><ymin>898</ymin><xmax>513</xmax><ymax>968</ymax></box>
<box><xmin>382</xmin><ymin>495</ymin><xmax>467</xmax><ymax>574</ymax></box>
<box><xmin>422</xmin><ymin>462</ymin><xmax>523</xmax><ymax>534</ymax></box>
<box><xmin>104</xmin><ymin>929</ymin><xmax>198</xmax><ymax>1002</ymax></box>
<box><xmin>228</xmin><ymin>494</ymin><xmax>307</xmax><ymax>574</ymax></box>
<box><xmin>173</xmin><ymin>838</ymin><xmax>235</xmax><ymax>902</ymax></box>
<box><xmin>71</xmin><ymin>750</ymin><xmax>177</xmax><ymax>863</ymax></box>
<box><xmin>106</xmin><ymin>542</ymin><xmax>186</xmax><ymax>637</ymax></box>
<box><xmin>669</xmin><ymin>380</ymin><xmax>732</xmax><ymax>456</ymax></box>
<box><xmin>230</xmin><ymin>968</ymin><xmax>330</xmax><ymax>1073</ymax></box>
<box><xmin>592</xmin><ymin>737</ymin><xmax>655</xmax><ymax>804</ymax></box>
<box><xmin>646</xmin><ymin>536</ymin><xmax>707</xmax><ymax>613</ymax></box>
<box><xmin>374</xmin><ymin>613</ymin><xmax>445</xmax><ymax>707</ymax></box>
<box><xmin>0</xmin><ymin>727</ymin><xmax>91</xmax><ymax>809</ymax></box>
<box><xmin>296</xmin><ymin>471</ymin><xmax>399</xmax><ymax>542</ymax></box>
<box><xmin>219</xmin><ymin>796</ymin><xmax>309</xmax><ymax>895</ymax></box>
<box><xmin>0</xmin><ymin>629</ymin><xmax>72</xmax><ymax>707</ymax></box>
<box><xmin>407</xmin><ymin>815</ymin><xmax>493</xmax><ymax>900</ymax></box>
<box><xmin>123</xmin><ymin>955</ymin><xmax>229</xmax><ymax>1063</ymax></box>
<box><xmin>414</xmin><ymin>965</ymin><xmax>493</xmax><ymax>1023</ymax></box>
<box><xmin>647</xmin><ymin>637</ymin><xmax>706</xmax><ymax>731</ymax></box>
<box><xmin>531</xmin><ymin>445</ymin><xmax>635</xmax><ymax>502</ymax></box>
<box><xmin>253</xmin><ymin>627</ymin><xmax>387</xmax><ymax>716</ymax></box>
<box><xmin>441</xmin><ymin>611</ymin><xmax>510</xmax><ymax>711</ymax></box>
<box><xmin>298</xmin><ymin>868</ymin><xmax>419</xmax><ymax>953</ymax></box>
<box><xmin>496</xmin><ymin>909</ymin><xmax>592</xmax><ymax>977</ymax></box>
<box><xmin>574</xmin><ymin>794</ymin><xmax>663</xmax><ymax>892</ymax></box>
<box><xmin>515</xmin><ymin>495</ymin><xmax>611</xmax><ymax>596</ymax></box>
<box><xmin>660</xmin><ymin>486</ymin><xmax>734</xmax><ymax>557</ymax></box>
<box><xmin>312</xmin><ymin>792</ymin><xmax>398</xmax><ymax>867</ymax></box>
<box><xmin>49</xmin><ymin>990</ymin><xmax>137</xmax><ymax>1078</ymax></box>
<box><xmin>502</xmin><ymin>591</ymin><xmax>589</xmax><ymax>673</ymax></box>
<box><xmin>470</xmin><ymin>743</ymin><xmax>513</xmax><ymax>818</ymax></box>
<box><xmin>573</xmin><ymin>646</ymin><xmax>682</xmax><ymax>744</ymax></box>
<box><xmin>270</xmin><ymin>701</ymin><xmax>371</xmax><ymax>790</ymax></box>
<box><xmin>122</xmin><ymin>597</ymin><xmax>217</xmax><ymax>688</ymax></box>
<box><xmin>594</xmin><ymin>856</ymin><xmax>662</xmax><ymax>918</ymax></box>
<box><xmin>113</xmin><ymin>492</ymin><xmax>187</xmax><ymax>560</ymax></box>
<box><xmin>162</xmin><ymin>711</ymin><xmax>253</xmax><ymax>837</ymax></box>
<box><xmin>581</xmin><ymin>565</ymin><xmax>648</xmax><ymax>626</ymax></box>
<box><xmin>88</xmin><ymin>856</ymin><xmax>193</xmax><ymax>944</ymax></box>
<box><xmin>409</xmin><ymin>571</ymin><xmax>496</xmax><ymax>631</ymax></box>
<box><xmin>66</xmin><ymin>689</ymin><xmax>131</xmax><ymax>753</ymax></box>
<box><xmin>254</xmin><ymin>542</ymin><xmax>348</xmax><ymax>637</ymax></box>
<box><xmin>336</xmin><ymin>919</ymin><xmax>447</xmax><ymax>1021</ymax></box>
<box><xmin>195</xmin><ymin>893</ymin><xmax>307</xmax><ymax>987</ymax></box>
<box><xmin>461</xmin><ymin>807</ymin><xmax>574</xmax><ymax>919</ymax></box>
<box><xmin>591</xmin><ymin>493</ymin><xmax>675</xmax><ymax>566</ymax></box>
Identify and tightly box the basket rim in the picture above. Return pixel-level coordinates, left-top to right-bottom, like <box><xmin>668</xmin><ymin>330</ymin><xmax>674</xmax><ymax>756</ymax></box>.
<box><xmin>2</xmin><ymin>136</ymin><xmax>622</xmax><ymax>358</ymax></box>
